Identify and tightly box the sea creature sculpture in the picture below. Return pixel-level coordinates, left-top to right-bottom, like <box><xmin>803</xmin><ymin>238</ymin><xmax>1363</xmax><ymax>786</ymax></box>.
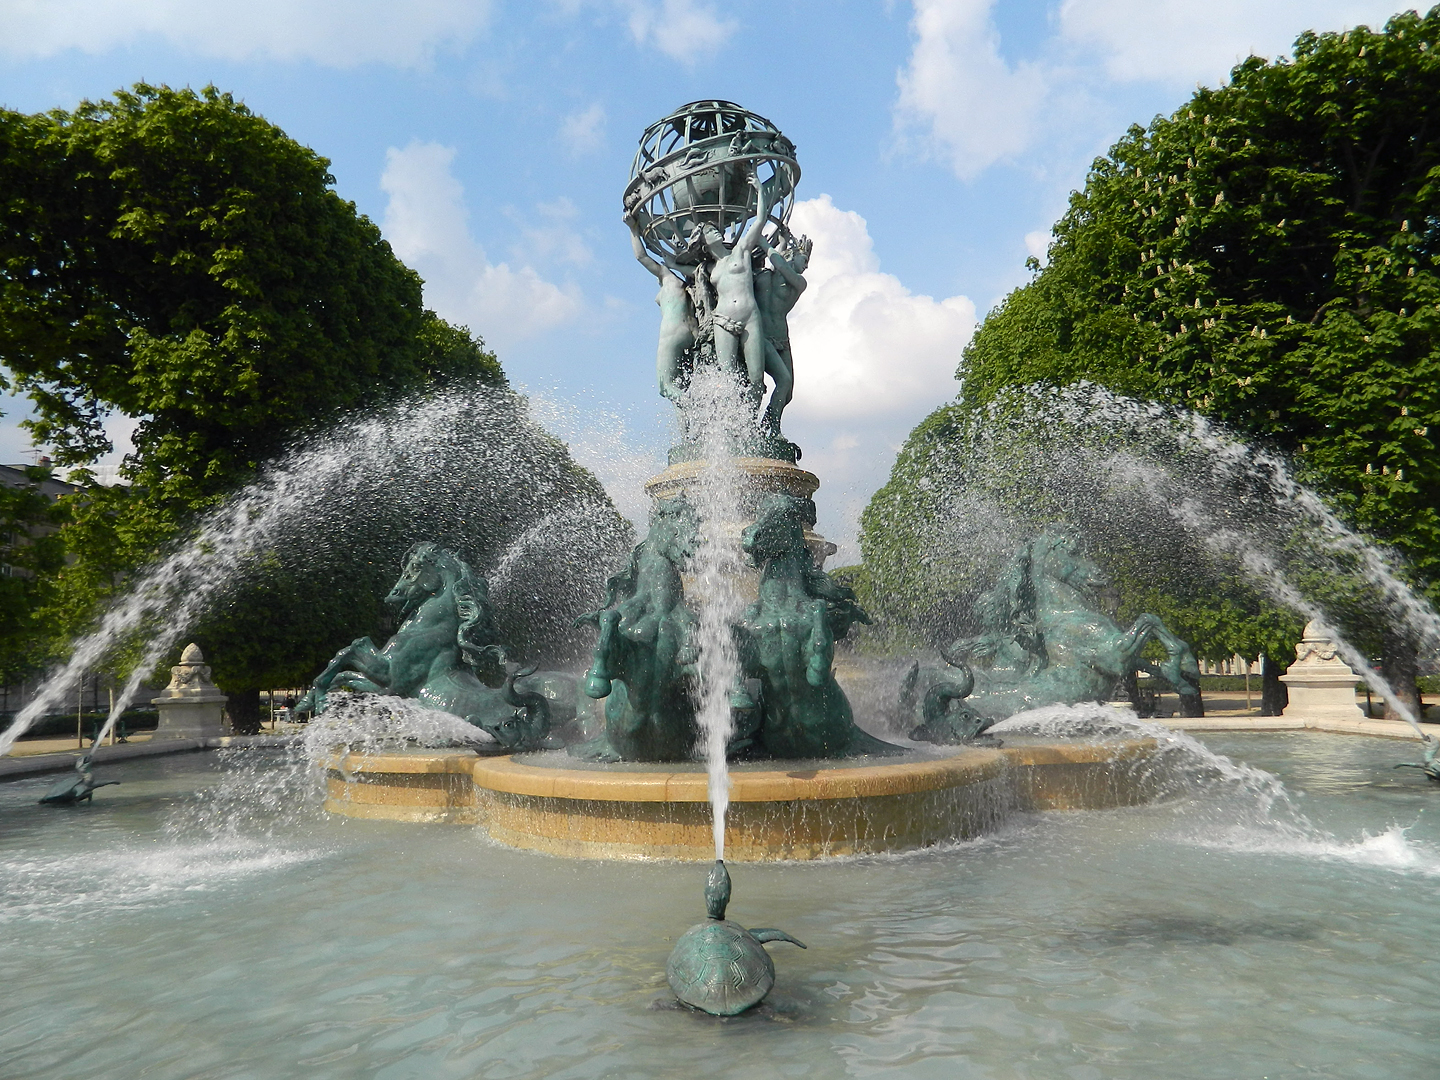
<box><xmin>737</xmin><ymin>494</ymin><xmax>901</xmax><ymax>758</ymax></box>
<box><xmin>294</xmin><ymin>542</ymin><xmax>555</xmax><ymax>749</ymax></box>
<box><xmin>904</xmin><ymin>527</ymin><xmax>1203</xmax><ymax>743</ymax></box>
<box><xmin>38</xmin><ymin>754</ymin><xmax>118</xmax><ymax>806</ymax></box>
<box><xmin>572</xmin><ymin>497</ymin><xmax>701</xmax><ymax>761</ymax></box>
<box><xmin>1395</xmin><ymin>738</ymin><xmax>1440</xmax><ymax>782</ymax></box>
<box><xmin>666</xmin><ymin>860</ymin><xmax>806</xmax><ymax>1016</ymax></box>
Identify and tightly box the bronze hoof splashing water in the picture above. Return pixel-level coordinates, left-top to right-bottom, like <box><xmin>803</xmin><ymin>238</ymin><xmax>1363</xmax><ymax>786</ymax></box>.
<box><xmin>666</xmin><ymin>861</ymin><xmax>805</xmax><ymax>1016</ymax></box>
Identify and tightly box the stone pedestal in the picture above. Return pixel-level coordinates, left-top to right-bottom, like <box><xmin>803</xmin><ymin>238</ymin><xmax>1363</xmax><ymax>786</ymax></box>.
<box><xmin>645</xmin><ymin>456</ymin><xmax>838</xmax><ymax>563</ymax></box>
<box><xmin>151</xmin><ymin>643</ymin><xmax>229</xmax><ymax>739</ymax></box>
<box><xmin>1281</xmin><ymin>620</ymin><xmax>1364</xmax><ymax>721</ymax></box>
<box><xmin>645</xmin><ymin>456</ymin><xmax>839</xmax><ymax>604</ymax></box>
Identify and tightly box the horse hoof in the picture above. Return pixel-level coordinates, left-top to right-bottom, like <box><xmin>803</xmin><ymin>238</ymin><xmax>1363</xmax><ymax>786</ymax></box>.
<box><xmin>584</xmin><ymin>675</ymin><xmax>613</xmax><ymax>699</ymax></box>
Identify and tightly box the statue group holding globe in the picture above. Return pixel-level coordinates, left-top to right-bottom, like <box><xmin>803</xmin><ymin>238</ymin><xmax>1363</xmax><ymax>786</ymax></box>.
<box><xmin>623</xmin><ymin>101</ymin><xmax>812</xmax><ymax>439</ymax></box>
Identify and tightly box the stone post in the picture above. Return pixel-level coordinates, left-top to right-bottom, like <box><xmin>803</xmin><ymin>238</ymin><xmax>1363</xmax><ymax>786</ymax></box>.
<box><xmin>151</xmin><ymin>643</ymin><xmax>229</xmax><ymax>739</ymax></box>
<box><xmin>1280</xmin><ymin>621</ymin><xmax>1364</xmax><ymax>722</ymax></box>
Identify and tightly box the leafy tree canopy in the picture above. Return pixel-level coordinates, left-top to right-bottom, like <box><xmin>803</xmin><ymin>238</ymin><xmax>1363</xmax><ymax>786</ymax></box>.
<box><xmin>0</xmin><ymin>82</ymin><xmax>501</xmax><ymax>505</ymax></box>
<box><xmin>957</xmin><ymin>8</ymin><xmax>1440</xmax><ymax>594</ymax></box>
<box><xmin>862</xmin><ymin>10</ymin><xmax>1440</xmax><ymax>709</ymax></box>
<box><xmin>0</xmin><ymin>85</ymin><xmax>610</xmax><ymax>709</ymax></box>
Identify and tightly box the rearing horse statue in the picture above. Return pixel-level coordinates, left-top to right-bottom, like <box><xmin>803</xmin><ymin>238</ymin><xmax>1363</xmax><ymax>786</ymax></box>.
<box><xmin>737</xmin><ymin>494</ymin><xmax>902</xmax><ymax>758</ymax></box>
<box><xmin>905</xmin><ymin>527</ymin><xmax>1202</xmax><ymax>743</ymax></box>
<box><xmin>295</xmin><ymin>542</ymin><xmax>554</xmax><ymax>748</ymax></box>
<box><xmin>570</xmin><ymin>496</ymin><xmax>702</xmax><ymax>762</ymax></box>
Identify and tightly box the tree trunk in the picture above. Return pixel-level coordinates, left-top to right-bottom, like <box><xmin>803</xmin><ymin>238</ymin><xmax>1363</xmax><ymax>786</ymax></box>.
<box><xmin>225</xmin><ymin>687</ymin><xmax>263</xmax><ymax>736</ymax></box>
<box><xmin>1260</xmin><ymin>657</ymin><xmax>1288</xmax><ymax>716</ymax></box>
<box><xmin>1381</xmin><ymin>631</ymin><xmax>1423</xmax><ymax>723</ymax></box>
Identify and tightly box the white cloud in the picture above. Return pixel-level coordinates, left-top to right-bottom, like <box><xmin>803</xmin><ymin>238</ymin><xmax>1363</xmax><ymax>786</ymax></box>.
<box><xmin>559</xmin><ymin>102</ymin><xmax>607</xmax><ymax>156</ymax></box>
<box><xmin>381</xmin><ymin>141</ymin><xmax>581</xmax><ymax>350</ymax></box>
<box><xmin>895</xmin><ymin>0</ymin><xmax>1048</xmax><ymax>179</ymax></box>
<box><xmin>0</xmin><ymin>0</ymin><xmax>491</xmax><ymax>67</ymax></box>
<box><xmin>1058</xmin><ymin>0</ymin><xmax>1403</xmax><ymax>85</ymax></box>
<box><xmin>785</xmin><ymin>195</ymin><xmax>975</xmax><ymax>424</ymax></box>
<box><xmin>625</xmin><ymin>0</ymin><xmax>736</xmax><ymax>63</ymax></box>
<box><xmin>1024</xmin><ymin>229</ymin><xmax>1050</xmax><ymax>264</ymax></box>
<box><xmin>778</xmin><ymin>196</ymin><xmax>976</xmax><ymax>560</ymax></box>
<box><xmin>515</xmin><ymin>197</ymin><xmax>594</xmax><ymax>267</ymax></box>
<box><xmin>895</xmin><ymin>0</ymin><xmax>1406</xmax><ymax>181</ymax></box>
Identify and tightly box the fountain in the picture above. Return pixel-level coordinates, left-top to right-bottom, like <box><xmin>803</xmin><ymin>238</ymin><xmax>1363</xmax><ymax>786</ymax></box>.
<box><xmin>4</xmin><ymin>100</ymin><xmax>1440</xmax><ymax>1063</ymax></box>
<box><xmin>317</xmin><ymin>102</ymin><xmax>1166</xmax><ymax>869</ymax></box>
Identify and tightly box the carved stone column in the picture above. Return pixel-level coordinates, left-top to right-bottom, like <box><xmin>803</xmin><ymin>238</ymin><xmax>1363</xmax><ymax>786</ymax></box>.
<box><xmin>151</xmin><ymin>643</ymin><xmax>229</xmax><ymax>739</ymax></box>
<box><xmin>1280</xmin><ymin>621</ymin><xmax>1364</xmax><ymax>721</ymax></box>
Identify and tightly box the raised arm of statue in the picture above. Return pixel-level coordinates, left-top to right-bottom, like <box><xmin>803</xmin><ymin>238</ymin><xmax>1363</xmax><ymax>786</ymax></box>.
<box><xmin>736</xmin><ymin>172</ymin><xmax>771</xmax><ymax>257</ymax></box>
<box><xmin>625</xmin><ymin>213</ymin><xmax>668</xmax><ymax>282</ymax></box>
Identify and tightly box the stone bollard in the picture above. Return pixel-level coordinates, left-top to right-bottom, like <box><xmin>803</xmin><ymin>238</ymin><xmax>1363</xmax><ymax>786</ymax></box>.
<box><xmin>1280</xmin><ymin>620</ymin><xmax>1364</xmax><ymax>722</ymax></box>
<box><xmin>151</xmin><ymin>643</ymin><xmax>229</xmax><ymax>739</ymax></box>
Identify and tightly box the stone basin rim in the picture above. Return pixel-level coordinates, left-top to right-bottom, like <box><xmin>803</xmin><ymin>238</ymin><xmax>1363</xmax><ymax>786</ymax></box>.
<box><xmin>328</xmin><ymin>739</ymin><xmax>1155</xmax><ymax>803</ymax></box>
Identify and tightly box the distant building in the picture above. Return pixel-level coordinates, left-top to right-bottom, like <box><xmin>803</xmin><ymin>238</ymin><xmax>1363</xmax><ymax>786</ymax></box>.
<box><xmin>0</xmin><ymin>458</ymin><xmax>78</xmax><ymax>580</ymax></box>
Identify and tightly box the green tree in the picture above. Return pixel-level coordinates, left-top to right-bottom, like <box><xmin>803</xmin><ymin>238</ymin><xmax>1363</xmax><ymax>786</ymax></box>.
<box><xmin>0</xmin><ymin>84</ymin><xmax>514</xmax><ymax>722</ymax></box>
<box><xmin>867</xmin><ymin>9</ymin><xmax>1440</xmax><ymax>715</ymax></box>
<box><xmin>0</xmin><ymin>466</ymin><xmax>69</xmax><ymax>687</ymax></box>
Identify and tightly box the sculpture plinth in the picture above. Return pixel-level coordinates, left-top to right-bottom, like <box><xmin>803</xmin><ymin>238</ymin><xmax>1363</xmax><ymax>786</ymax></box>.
<box><xmin>644</xmin><ymin>456</ymin><xmax>837</xmax><ymax>570</ymax></box>
<box><xmin>1281</xmin><ymin>620</ymin><xmax>1365</xmax><ymax>721</ymax></box>
<box><xmin>151</xmin><ymin>643</ymin><xmax>228</xmax><ymax>739</ymax></box>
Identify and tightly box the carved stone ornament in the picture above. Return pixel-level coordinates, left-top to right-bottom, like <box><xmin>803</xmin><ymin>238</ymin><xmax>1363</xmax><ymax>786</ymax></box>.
<box><xmin>162</xmin><ymin>642</ymin><xmax>218</xmax><ymax>693</ymax></box>
<box><xmin>1280</xmin><ymin>620</ymin><xmax>1365</xmax><ymax>721</ymax></box>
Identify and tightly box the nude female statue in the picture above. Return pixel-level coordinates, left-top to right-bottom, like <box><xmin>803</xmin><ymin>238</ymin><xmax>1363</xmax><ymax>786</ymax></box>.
<box><xmin>700</xmin><ymin>173</ymin><xmax>772</xmax><ymax>409</ymax></box>
<box><xmin>754</xmin><ymin>235</ymin><xmax>811</xmax><ymax>435</ymax></box>
<box><xmin>625</xmin><ymin>212</ymin><xmax>696</xmax><ymax>402</ymax></box>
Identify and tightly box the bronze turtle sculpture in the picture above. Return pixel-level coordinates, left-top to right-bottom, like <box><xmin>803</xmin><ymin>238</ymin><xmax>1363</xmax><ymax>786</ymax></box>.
<box><xmin>39</xmin><ymin>754</ymin><xmax>118</xmax><ymax>806</ymax></box>
<box><xmin>665</xmin><ymin>860</ymin><xmax>805</xmax><ymax>1016</ymax></box>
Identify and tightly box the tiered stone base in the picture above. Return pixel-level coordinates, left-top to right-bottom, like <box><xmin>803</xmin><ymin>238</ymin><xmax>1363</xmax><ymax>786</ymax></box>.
<box><xmin>644</xmin><ymin>456</ymin><xmax>837</xmax><ymax>565</ymax></box>
<box><xmin>324</xmin><ymin>740</ymin><xmax>1160</xmax><ymax>861</ymax></box>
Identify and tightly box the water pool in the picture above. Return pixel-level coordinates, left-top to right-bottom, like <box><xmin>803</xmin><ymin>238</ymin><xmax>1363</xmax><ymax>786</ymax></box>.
<box><xmin>2</xmin><ymin>731</ymin><xmax>1437</xmax><ymax>1079</ymax></box>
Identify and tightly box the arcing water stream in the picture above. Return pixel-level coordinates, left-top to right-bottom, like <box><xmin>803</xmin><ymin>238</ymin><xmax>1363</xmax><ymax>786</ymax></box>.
<box><xmin>0</xmin><ymin>385</ymin><xmax>632</xmax><ymax>758</ymax></box>
<box><xmin>891</xmin><ymin>382</ymin><xmax>1439</xmax><ymax>739</ymax></box>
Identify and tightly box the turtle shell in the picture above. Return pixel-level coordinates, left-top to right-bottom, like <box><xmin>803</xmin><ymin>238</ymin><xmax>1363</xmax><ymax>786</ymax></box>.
<box><xmin>666</xmin><ymin>919</ymin><xmax>775</xmax><ymax>1015</ymax></box>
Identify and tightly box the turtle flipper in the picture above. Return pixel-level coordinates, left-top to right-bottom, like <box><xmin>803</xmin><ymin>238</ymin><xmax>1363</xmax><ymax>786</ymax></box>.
<box><xmin>748</xmin><ymin>928</ymin><xmax>806</xmax><ymax>948</ymax></box>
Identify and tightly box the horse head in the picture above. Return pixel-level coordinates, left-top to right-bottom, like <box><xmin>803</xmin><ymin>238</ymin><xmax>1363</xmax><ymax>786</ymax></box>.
<box><xmin>650</xmin><ymin>494</ymin><xmax>699</xmax><ymax>566</ymax></box>
<box><xmin>1030</xmin><ymin>527</ymin><xmax>1109</xmax><ymax>597</ymax></box>
<box><xmin>741</xmin><ymin>494</ymin><xmax>812</xmax><ymax>569</ymax></box>
<box><xmin>387</xmin><ymin>542</ymin><xmax>460</xmax><ymax>611</ymax></box>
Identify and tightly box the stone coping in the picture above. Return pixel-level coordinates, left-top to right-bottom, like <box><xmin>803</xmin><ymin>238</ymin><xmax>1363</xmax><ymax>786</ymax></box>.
<box><xmin>1160</xmin><ymin>716</ymin><xmax>1434</xmax><ymax>741</ymax></box>
<box><xmin>0</xmin><ymin>734</ymin><xmax>300</xmax><ymax>780</ymax></box>
<box><xmin>644</xmin><ymin>457</ymin><xmax>820</xmax><ymax>502</ymax></box>
<box><xmin>329</xmin><ymin>739</ymin><xmax>1153</xmax><ymax>804</ymax></box>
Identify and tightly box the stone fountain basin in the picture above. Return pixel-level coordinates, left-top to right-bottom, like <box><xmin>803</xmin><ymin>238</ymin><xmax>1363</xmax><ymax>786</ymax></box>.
<box><xmin>324</xmin><ymin>738</ymin><xmax>1162</xmax><ymax>860</ymax></box>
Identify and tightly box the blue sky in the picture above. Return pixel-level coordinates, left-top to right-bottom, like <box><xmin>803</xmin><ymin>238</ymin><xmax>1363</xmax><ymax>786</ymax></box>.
<box><xmin>0</xmin><ymin>0</ymin><xmax>1415</xmax><ymax>558</ymax></box>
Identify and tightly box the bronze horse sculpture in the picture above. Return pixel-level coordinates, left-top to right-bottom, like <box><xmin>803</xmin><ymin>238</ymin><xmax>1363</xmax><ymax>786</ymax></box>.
<box><xmin>736</xmin><ymin>495</ymin><xmax>901</xmax><ymax>758</ymax></box>
<box><xmin>571</xmin><ymin>496</ymin><xmax>702</xmax><ymax>761</ymax></box>
<box><xmin>905</xmin><ymin>527</ymin><xmax>1202</xmax><ymax>743</ymax></box>
<box><xmin>295</xmin><ymin>542</ymin><xmax>559</xmax><ymax>749</ymax></box>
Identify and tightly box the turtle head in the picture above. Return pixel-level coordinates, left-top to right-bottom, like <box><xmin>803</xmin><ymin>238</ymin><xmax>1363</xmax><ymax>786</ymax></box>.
<box><xmin>704</xmin><ymin>860</ymin><xmax>731</xmax><ymax>920</ymax></box>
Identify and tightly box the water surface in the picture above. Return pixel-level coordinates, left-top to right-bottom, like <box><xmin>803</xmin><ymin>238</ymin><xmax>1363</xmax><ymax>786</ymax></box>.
<box><xmin>2</xmin><ymin>733</ymin><xmax>1437</xmax><ymax>1079</ymax></box>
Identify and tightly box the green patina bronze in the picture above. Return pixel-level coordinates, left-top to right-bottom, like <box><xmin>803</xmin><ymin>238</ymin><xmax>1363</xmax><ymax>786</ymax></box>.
<box><xmin>571</xmin><ymin>497</ymin><xmax>701</xmax><ymax>762</ymax></box>
<box><xmin>38</xmin><ymin>754</ymin><xmax>118</xmax><ymax>806</ymax></box>
<box><xmin>1396</xmin><ymin>739</ymin><xmax>1440</xmax><ymax>782</ymax></box>
<box><xmin>904</xmin><ymin>527</ymin><xmax>1203</xmax><ymax>744</ymax></box>
<box><xmin>295</xmin><ymin>542</ymin><xmax>566</xmax><ymax>750</ymax></box>
<box><xmin>666</xmin><ymin>861</ymin><xmax>806</xmax><ymax>1016</ymax></box>
<box><xmin>624</xmin><ymin>101</ymin><xmax>808</xmax><ymax>449</ymax></box>
<box><xmin>737</xmin><ymin>495</ymin><xmax>902</xmax><ymax>759</ymax></box>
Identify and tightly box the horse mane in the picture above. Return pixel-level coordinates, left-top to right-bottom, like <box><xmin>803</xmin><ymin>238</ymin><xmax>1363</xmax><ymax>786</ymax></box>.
<box><xmin>402</xmin><ymin>541</ymin><xmax>504</xmax><ymax>675</ymax></box>
<box><xmin>947</xmin><ymin>537</ymin><xmax>1042</xmax><ymax>668</ymax></box>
